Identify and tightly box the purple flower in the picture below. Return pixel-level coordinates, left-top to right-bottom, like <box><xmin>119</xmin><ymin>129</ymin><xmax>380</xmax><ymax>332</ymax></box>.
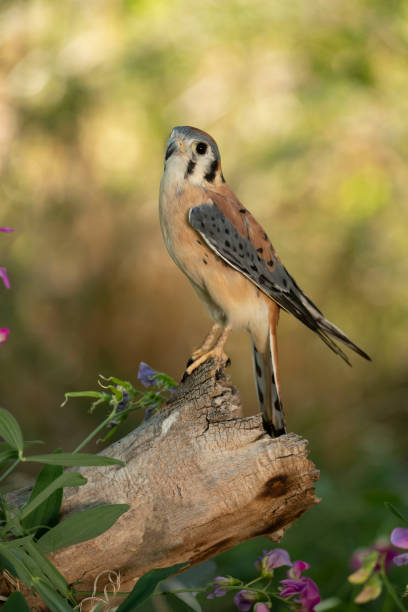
<box><xmin>0</xmin><ymin>228</ymin><xmax>13</xmax><ymax>232</ymax></box>
<box><xmin>143</xmin><ymin>403</ymin><xmax>158</xmax><ymax>421</ymax></box>
<box><xmin>280</xmin><ymin>561</ymin><xmax>321</xmax><ymax>612</ymax></box>
<box><xmin>394</xmin><ymin>554</ymin><xmax>408</xmax><ymax>567</ymax></box>
<box><xmin>233</xmin><ymin>589</ymin><xmax>258</xmax><ymax>611</ymax></box>
<box><xmin>391</xmin><ymin>528</ymin><xmax>408</xmax><ymax>549</ymax></box>
<box><xmin>0</xmin><ymin>328</ymin><xmax>10</xmax><ymax>344</ymax></box>
<box><xmin>117</xmin><ymin>390</ymin><xmax>129</xmax><ymax>412</ymax></box>
<box><xmin>391</xmin><ymin>527</ymin><xmax>408</xmax><ymax>566</ymax></box>
<box><xmin>206</xmin><ymin>576</ymin><xmax>234</xmax><ymax>599</ymax></box>
<box><xmin>137</xmin><ymin>362</ymin><xmax>159</xmax><ymax>387</ymax></box>
<box><xmin>351</xmin><ymin>539</ymin><xmax>400</xmax><ymax>574</ymax></box>
<box><xmin>374</xmin><ymin>540</ymin><xmax>400</xmax><ymax>570</ymax></box>
<box><xmin>0</xmin><ymin>267</ymin><xmax>10</xmax><ymax>289</ymax></box>
<box><xmin>254</xmin><ymin>604</ymin><xmax>270</xmax><ymax>612</ymax></box>
<box><xmin>255</xmin><ymin>548</ymin><xmax>292</xmax><ymax>577</ymax></box>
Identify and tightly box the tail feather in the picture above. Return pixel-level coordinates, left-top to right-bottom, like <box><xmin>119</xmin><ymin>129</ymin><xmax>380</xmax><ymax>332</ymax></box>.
<box><xmin>251</xmin><ymin>340</ymin><xmax>286</xmax><ymax>437</ymax></box>
<box><xmin>282</xmin><ymin>286</ymin><xmax>371</xmax><ymax>364</ymax></box>
<box><xmin>268</xmin><ymin>266</ymin><xmax>371</xmax><ymax>363</ymax></box>
<box><xmin>315</xmin><ymin>328</ymin><xmax>351</xmax><ymax>366</ymax></box>
<box><xmin>317</xmin><ymin>317</ymin><xmax>371</xmax><ymax>362</ymax></box>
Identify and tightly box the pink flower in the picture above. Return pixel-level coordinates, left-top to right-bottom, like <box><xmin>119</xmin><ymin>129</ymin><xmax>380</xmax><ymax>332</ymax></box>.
<box><xmin>0</xmin><ymin>328</ymin><xmax>10</xmax><ymax>344</ymax></box>
<box><xmin>1</xmin><ymin>227</ymin><xmax>13</xmax><ymax>343</ymax></box>
<box><xmin>391</xmin><ymin>528</ymin><xmax>408</xmax><ymax>566</ymax></box>
<box><xmin>0</xmin><ymin>267</ymin><xmax>10</xmax><ymax>289</ymax></box>
<box><xmin>280</xmin><ymin>560</ymin><xmax>321</xmax><ymax>612</ymax></box>
<box><xmin>289</xmin><ymin>561</ymin><xmax>311</xmax><ymax>578</ymax></box>
<box><xmin>254</xmin><ymin>604</ymin><xmax>271</xmax><ymax>612</ymax></box>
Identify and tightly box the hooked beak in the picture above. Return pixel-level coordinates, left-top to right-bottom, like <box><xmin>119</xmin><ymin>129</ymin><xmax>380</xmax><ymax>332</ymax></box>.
<box><xmin>165</xmin><ymin>138</ymin><xmax>185</xmax><ymax>161</ymax></box>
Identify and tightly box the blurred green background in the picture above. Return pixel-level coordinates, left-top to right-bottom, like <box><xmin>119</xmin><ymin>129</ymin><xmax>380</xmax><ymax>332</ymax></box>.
<box><xmin>0</xmin><ymin>0</ymin><xmax>407</xmax><ymax>608</ymax></box>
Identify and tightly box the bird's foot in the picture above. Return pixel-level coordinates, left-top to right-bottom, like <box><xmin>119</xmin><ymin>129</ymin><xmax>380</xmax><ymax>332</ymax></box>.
<box><xmin>184</xmin><ymin>348</ymin><xmax>209</xmax><ymax>371</ymax></box>
<box><xmin>190</xmin><ymin>347</ymin><xmax>207</xmax><ymax>361</ymax></box>
<box><xmin>185</xmin><ymin>347</ymin><xmax>230</xmax><ymax>376</ymax></box>
<box><xmin>189</xmin><ymin>324</ymin><xmax>223</xmax><ymax>364</ymax></box>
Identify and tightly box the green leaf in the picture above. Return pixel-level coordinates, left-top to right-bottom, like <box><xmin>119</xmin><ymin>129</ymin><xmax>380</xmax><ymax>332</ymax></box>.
<box><xmin>348</xmin><ymin>551</ymin><xmax>379</xmax><ymax>584</ymax></box>
<box><xmin>0</xmin><ymin>493</ymin><xmax>8</xmax><ymax>523</ymax></box>
<box><xmin>100</xmin><ymin>425</ymin><xmax>119</xmax><ymax>444</ymax></box>
<box><xmin>384</xmin><ymin>502</ymin><xmax>408</xmax><ymax>524</ymax></box>
<box><xmin>33</xmin><ymin>578</ymin><xmax>74</xmax><ymax>612</ymax></box>
<box><xmin>25</xmin><ymin>452</ymin><xmax>125</xmax><ymax>467</ymax></box>
<box><xmin>99</xmin><ymin>374</ymin><xmax>134</xmax><ymax>388</ymax></box>
<box><xmin>0</xmin><ymin>550</ymin><xmax>16</xmax><ymax>575</ymax></box>
<box><xmin>19</xmin><ymin>538</ymin><xmax>69</xmax><ymax>596</ymax></box>
<box><xmin>0</xmin><ymin>408</ymin><xmax>24</xmax><ymax>453</ymax></box>
<box><xmin>23</xmin><ymin>440</ymin><xmax>44</xmax><ymax>448</ymax></box>
<box><xmin>22</xmin><ymin>453</ymin><xmax>63</xmax><ymax>534</ymax></box>
<box><xmin>0</xmin><ymin>441</ymin><xmax>14</xmax><ymax>453</ymax></box>
<box><xmin>38</xmin><ymin>504</ymin><xmax>130</xmax><ymax>553</ymax></box>
<box><xmin>1</xmin><ymin>536</ymin><xmax>70</xmax><ymax>599</ymax></box>
<box><xmin>2</xmin><ymin>591</ymin><xmax>30</xmax><ymax>611</ymax></box>
<box><xmin>0</xmin><ymin>541</ymin><xmax>33</xmax><ymax>585</ymax></box>
<box><xmin>0</xmin><ymin>438</ymin><xmax>43</xmax><ymax>464</ymax></box>
<box><xmin>0</xmin><ymin>442</ymin><xmax>18</xmax><ymax>465</ymax></box>
<box><xmin>61</xmin><ymin>391</ymin><xmax>110</xmax><ymax>407</ymax></box>
<box><xmin>116</xmin><ymin>563</ymin><xmax>188</xmax><ymax>611</ymax></box>
<box><xmin>155</xmin><ymin>372</ymin><xmax>178</xmax><ymax>390</ymax></box>
<box><xmin>315</xmin><ymin>598</ymin><xmax>342</xmax><ymax>611</ymax></box>
<box><xmin>20</xmin><ymin>472</ymin><xmax>87</xmax><ymax>521</ymax></box>
<box><xmin>165</xmin><ymin>592</ymin><xmax>198</xmax><ymax>611</ymax></box>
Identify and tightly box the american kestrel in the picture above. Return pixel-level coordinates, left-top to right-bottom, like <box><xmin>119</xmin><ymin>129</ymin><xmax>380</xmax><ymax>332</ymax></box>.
<box><xmin>159</xmin><ymin>126</ymin><xmax>370</xmax><ymax>437</ymax></box>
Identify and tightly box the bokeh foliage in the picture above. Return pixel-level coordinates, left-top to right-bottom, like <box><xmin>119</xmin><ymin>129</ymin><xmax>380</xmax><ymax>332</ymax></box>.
<box><xmin>0</xmin><ymin>0</ymin><xmax>407</xmax><ymax>607</ymax></box>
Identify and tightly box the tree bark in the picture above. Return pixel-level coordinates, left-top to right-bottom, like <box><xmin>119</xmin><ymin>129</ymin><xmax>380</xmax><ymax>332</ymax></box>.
<box><xmin>4</xmin><ymin>359</ymin><xmax>319</xmax><ymax>608</ymax></box>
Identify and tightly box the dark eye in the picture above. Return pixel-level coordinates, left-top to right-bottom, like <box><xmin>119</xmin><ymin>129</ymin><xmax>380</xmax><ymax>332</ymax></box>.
<box><xmin>196</xmin><ymin>142</ymin><xmax>207</xmax><ymax>155</ymax></box>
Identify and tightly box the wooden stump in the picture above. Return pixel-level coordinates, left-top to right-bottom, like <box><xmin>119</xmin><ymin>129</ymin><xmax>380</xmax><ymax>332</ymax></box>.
<box><xmin>5</xmin><ymin>359</ymin><xmax>320</xmax><ymax>608</ymax></box>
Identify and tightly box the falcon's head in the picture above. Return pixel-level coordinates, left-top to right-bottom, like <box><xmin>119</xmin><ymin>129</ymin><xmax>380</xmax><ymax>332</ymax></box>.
<box><xmin>163</xmin><ymin>126</ymin><xmax>225</xmax><ymax>187</ymax></box>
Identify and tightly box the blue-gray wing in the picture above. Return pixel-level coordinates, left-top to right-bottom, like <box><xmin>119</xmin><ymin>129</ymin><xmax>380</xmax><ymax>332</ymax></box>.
<box><xmin>189</xmin><ymin>200</ymin><xmax>370</xmax><ymax>363</ymax></box>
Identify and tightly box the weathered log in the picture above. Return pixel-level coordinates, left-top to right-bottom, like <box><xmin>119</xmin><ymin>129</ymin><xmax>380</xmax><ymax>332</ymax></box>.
<box><xmin>4</xmin><ymin>359</ymin><xmax>319</xmax><ymax>608</ymax></box>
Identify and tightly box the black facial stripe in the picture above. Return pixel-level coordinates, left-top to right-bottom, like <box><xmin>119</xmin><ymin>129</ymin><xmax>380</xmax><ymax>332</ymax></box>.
<box><xmin>185</xmin><ymin>160</ymin><xmax>196</xmax><ymax>177</ymax></box>
<box><xmin>204</xmin><ymin>159</ymin><xmax>218</xmax><ymax>183</ymax></box>
<box><xmin>165</xmin><ymin>141</ymin><xmax>176</xmax><ymax>160</ymax></box>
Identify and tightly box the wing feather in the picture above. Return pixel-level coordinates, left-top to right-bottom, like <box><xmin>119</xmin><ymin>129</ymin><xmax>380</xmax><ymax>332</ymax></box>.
<box><xmin>189</xmin><ymin>198</ymin><xmax>370</xmax><ymax>363</ymax></box>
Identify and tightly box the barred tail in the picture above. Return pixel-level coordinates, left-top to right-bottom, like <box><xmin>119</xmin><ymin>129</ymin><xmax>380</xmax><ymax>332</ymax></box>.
<box><xmin>251</xmin><ymin>338</ymin><xmax>286</xmax><ymax>437</ymax></box>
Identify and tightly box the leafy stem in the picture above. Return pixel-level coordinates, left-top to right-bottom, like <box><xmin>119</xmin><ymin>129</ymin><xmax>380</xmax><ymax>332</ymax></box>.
<box><xmin>73</xmin><ymin>410</ymin><xmax>117</xmax><ymax>453</ymax></box>
<box><xmin>380</xmin><ymin>558</ymin><xmax>407</xmax><ymax>612</ymax></box>
<box><xmin>244</xmin><ymin>575</ymin><xmax>264</xmax><ymax>588</ymax></box>
<box><xmin>156</xmin><ymin>588</ymin><xmax>207</xmax><ymax>595</ymax></box>
<box><xmin>0</xmin><ymin>458</ymin><xmax>20</xmax><ymax>484</ymax></box>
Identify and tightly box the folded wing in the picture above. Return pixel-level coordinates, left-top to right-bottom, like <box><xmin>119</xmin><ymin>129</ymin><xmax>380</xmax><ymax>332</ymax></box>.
<box><xmin>189</xmin><ymin>197</ymin><xmax>370</xmax><ymax>364</ymax></box>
